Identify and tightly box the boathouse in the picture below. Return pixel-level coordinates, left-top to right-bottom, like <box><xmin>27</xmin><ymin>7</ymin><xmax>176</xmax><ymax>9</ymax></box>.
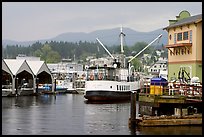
<box><xmin>2</xmin><ymin>59</ymin><xmax>54</xmax><ymax>96</ymax></box>
<box><xmin>163</xmin><ymin>10</ymin><xmax>202</xmax><ymax>82</ymax></box>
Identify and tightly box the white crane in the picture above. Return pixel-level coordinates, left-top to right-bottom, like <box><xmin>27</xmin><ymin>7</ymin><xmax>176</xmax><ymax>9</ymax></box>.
<box><xmin>128</xmin><ymin>34</ymin><xmax>162</xmax><ymax>76</ymax></box>
<box><xmin>96</xmin><ymin>38</ymin><xmax>114</xmax><ymax>60</ymax></box>
<box><xmin>96</xmin><ymin>26</ymin><xmax>126</xmax><ymax>68</ymax></box>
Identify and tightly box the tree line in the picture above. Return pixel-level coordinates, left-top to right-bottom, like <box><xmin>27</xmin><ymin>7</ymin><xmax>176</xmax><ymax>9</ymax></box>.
<box><xmin>2</xmin><ymin>40</ymin><xmax>167</xmax><ymax>64</ymax></box>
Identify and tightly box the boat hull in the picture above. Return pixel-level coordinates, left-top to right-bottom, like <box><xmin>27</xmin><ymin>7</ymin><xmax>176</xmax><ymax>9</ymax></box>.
<box><xmin>19</xmin><ymin>88</ymin><xmax>34</xmax><ymax>96</ymax></box>
<box><xmin>84</xmin><ymin>80</ymin><xmax>140</xmax><ymax>101</ymax></box>
<box><xmin>2</xmin><ymin>89</ymin><xmax>13</xmax><ymax>97</ymax></box>
<box><xmin>84</xmin><ymin>90</ymin><xmax>131</xmax><ymax>101</ymax></box>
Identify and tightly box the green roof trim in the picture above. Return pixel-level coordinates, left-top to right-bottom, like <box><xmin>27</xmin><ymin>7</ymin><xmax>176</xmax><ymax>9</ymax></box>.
<box><xmin>163</xmin><ymin>11</ymin><xmax>202</xmax><ymax>30</ymax></box>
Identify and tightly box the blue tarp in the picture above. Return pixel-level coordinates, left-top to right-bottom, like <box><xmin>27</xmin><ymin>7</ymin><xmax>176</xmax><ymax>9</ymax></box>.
<box><xmin>150</xmin><ymin>77</ymin><xmax>168</xmax><ymax>86</ymax></box>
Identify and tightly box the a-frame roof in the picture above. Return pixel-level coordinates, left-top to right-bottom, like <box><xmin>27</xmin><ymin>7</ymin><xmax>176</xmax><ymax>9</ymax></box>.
<box><xmin>26</xmin><ymin>60</ymin><xmax>52</xmax><ymax>76</ymax></box>
<box><xmin>2</xmin><ymin>59</ymin><xmax>33</xmax><ymax>75</ymax></box>
<box><xmin>2</xmin><ymin>59</ymin><xmax>13</xmax><ymax>76</ymax></box>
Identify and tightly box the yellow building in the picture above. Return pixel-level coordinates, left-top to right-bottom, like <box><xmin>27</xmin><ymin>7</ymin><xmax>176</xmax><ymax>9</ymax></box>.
<box><xmin>163</xmin><ymin>10</ymin><xmax>202</xmax><ymax>82</ymax></box>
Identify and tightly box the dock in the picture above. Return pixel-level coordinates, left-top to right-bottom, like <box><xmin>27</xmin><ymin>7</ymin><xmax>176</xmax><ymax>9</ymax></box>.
<box><xmin>128</xmin><ymin>82</ymin><xmax>202</xmax><ymax>128</ymax></box>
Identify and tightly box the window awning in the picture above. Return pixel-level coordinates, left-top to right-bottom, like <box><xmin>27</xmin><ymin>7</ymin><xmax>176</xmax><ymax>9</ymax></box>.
<box><xmin>164</xmin><ymin>43</ymin><xmax>192</xmax><ymax>55</ymax></box>
<box><xmin>165</xmin><ymin>43</ymin><xmax>192</xmax><ymax>48</ymax></box>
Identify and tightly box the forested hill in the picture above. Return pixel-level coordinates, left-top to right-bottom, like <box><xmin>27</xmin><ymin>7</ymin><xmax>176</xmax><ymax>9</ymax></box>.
<box><xmin>2</xmin><ymin>27</ymin><xmax>168</xmax><ymax>47</ymax></box>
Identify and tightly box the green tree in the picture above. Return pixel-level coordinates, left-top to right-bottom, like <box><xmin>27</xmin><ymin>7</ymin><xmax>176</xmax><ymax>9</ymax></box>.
<box><xmin>34</xmin><ymin>44</ymin><xmax>61</xmax><ymax>63</ymax></box>
<box><xmin>131</xmin><ymin>58</ymin><xmax>143</xmax><ymax>72</ymax></box>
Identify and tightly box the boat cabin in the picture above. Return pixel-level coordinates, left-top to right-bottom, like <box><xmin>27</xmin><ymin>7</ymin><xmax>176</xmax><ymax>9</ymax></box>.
<box><xmin>86</xmin><ymin>66</ymin><xmax>139</xmax><ymax>82</ymax></box>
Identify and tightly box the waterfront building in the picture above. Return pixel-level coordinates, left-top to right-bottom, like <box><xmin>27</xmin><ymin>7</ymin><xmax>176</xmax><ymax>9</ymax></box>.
<box><xmin>2</xmin><ymin>59</ymin><xmax>54</xmax><ymax>96</ymax></box>
<box><xmin>163</xmin><ymin>10</ymin><xmax>202</xmax><ymax>81</ymax></box>
<box><xmin>16</xmin><ymin>54</ymin><xmax>41</xmax><ymax>61</ymax></box>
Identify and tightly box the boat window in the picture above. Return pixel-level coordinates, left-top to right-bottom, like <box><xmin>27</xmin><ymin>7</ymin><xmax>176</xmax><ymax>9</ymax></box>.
<box><xmin>98</xmin><ymin>72</ymin><xmax>103</xmax><ymax>80</ymax></box>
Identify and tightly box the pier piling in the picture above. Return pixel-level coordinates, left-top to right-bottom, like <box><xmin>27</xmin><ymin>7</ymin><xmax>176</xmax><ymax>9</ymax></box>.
<box><xmin>129</xmin><ymin>91</ymin><xmax>137</xmax><ymax>128</ymax></box>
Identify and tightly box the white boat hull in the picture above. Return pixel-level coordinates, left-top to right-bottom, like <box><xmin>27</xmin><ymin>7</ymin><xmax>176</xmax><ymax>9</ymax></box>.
<box><xmin>2</xmin><ymin>89</ymin><xmax>13</xmax><ymax>97</ymax></box>
<box><xmin>84</xmin><ymin>80</ymin><xmax>140</xmax><ymax>101</ymax></box>
<box><xmin>19</xmin><ymin>88</ymin><xmax>34</xmax><ymax>96</ymax></box>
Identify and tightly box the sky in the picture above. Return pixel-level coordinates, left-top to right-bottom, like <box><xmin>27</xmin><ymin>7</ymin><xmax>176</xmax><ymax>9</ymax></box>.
<box><xmin>2</xmin><ymin>2</ymin><xmax>202</xmax><ymax>42</ymax></box>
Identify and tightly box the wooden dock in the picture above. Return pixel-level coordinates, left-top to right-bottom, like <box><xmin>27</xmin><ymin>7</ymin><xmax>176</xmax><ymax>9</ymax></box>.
<box><xmin>128</xmin><ymin>92</ymin><xmax>202</xmax><ymax>128</ymax></box>
<box><xmin>129</xmin><ymin>114</ymin><xmax>202</xmax><ymax>127</ymax></box>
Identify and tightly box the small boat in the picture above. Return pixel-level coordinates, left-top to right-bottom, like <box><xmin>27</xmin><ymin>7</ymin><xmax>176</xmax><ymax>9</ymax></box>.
<box><xmin>2</xmin><ymin>88</ymin><xmax>13</xmax><ymax>97</ymax></box>
<box><xmin>18</xmin><ymin>83</ymin><xmax>34</xmax><ymax>96</ymax></box>
<box><xmin>2</xmin><ymin>84</ymin><xmax>13</xmax><ymax>96</ymax></box>
<box><xmin>55</xmin><ymin>79</ymin><xmax>74</xmax><ymax>93</ymax></box>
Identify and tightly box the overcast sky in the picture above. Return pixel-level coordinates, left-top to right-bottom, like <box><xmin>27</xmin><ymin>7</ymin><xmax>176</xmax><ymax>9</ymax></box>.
<box><xmin>2</xmin><ymin>2</ymin><xmax>202</xmax><ymax>41</ymax></box>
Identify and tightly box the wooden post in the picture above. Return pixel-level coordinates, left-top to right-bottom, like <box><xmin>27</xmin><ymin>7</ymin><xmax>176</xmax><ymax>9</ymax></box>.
<box><xmin>15</xmin><ymin>77</ymin><xmax>18</xmax><ymax>96</ymax></box>
<box><xmin>36</xmin><ymin>78</ymin><xmax>39</xmax><ymax>94</ymax></box>
<box><xmin>180</xmin><ymin>105</ymin><xmax>183</xmax><ymax>117</ymax></box>
<box><xmin>54</xmin><ymin>79</ymin><xmax>57</xmax><ymax>92</ymax></box>
<box><xmin>129</xmin><ymin>91</ymin><xmax>136</xmax><ymax>128</ymax></box>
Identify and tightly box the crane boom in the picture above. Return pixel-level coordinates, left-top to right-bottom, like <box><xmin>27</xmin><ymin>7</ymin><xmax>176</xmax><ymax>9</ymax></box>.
<box><xmin>96</xmin><ymin>38</ymin><xmax>114</xmax><ymax>59</ymax></box>
<box><xmin>128</xmin><ymin>34</ymin><xmax>162</xmax><ymax>63</ymax></box>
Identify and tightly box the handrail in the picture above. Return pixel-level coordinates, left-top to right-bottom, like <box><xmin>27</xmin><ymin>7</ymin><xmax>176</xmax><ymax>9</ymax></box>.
<box><xmin>140</xmin><ymin>81</ymin><xmax>202</xmax><ymax>97</ymax></box>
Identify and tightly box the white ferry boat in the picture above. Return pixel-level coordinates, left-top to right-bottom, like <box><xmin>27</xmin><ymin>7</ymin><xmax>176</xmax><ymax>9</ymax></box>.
<box><xmin>84</xmin><ymin>27</ymin><xmax>162</xmax><ymax>101</ymax></box>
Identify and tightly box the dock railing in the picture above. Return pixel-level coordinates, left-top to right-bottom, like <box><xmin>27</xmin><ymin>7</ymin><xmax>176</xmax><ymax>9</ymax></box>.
<box><xmin>140</xmin><ymin>81</ymin><xmax>202</xmax><ymax>98</ymax></box>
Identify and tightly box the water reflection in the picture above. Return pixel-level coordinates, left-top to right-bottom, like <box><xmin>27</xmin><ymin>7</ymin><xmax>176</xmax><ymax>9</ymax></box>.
<box><xmin>2</xmin><ymin>94</ymin><xmax>202</xmax><ymax>135</ymax></box>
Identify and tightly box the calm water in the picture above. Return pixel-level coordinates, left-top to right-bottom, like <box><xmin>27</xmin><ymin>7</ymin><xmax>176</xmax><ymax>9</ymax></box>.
<box><xmin>2</xmin><ymin>94</ymin><xmax>202</xmax><ymax>135</ymax></box>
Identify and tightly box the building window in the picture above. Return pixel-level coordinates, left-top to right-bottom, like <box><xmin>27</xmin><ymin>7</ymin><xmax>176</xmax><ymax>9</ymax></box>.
<box><xmin>169</xmin><ymin>34</ymin><xmax>171</xmax><ymax>40</ymax></box>
<box><xmin>177</xmin><ymin>33</ymin><xmax>182</xmax><ymax>41</ymax></box>
<box><xmin>183</xmin><ymin>31</ymin><xmax>188</xmax><ymax>40</ymax></box>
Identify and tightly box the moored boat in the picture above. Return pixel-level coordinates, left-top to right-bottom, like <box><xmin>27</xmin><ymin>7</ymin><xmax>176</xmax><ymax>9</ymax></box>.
<box><xmin>84</xmin><ymin>27</ymin><xmax>162</xmax><ymax>101</ymax></box>
<box><xmin>84</xmin><ymin>66</ymin><xmax>140</xmax><ymax>101</ymax></box>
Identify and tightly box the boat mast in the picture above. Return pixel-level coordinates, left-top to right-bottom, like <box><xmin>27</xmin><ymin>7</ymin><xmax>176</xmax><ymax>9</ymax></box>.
<box><xmin>96</xmin><ymin>27</ymin><xmax>126</xmax><ymax>68</ymax></box>
<box><xmin>120</xmin><ymin>26</ymin><xmax>126</xmax><ymax>68</ymax></box>
<box><xmin>120</xmin><ymin>26</ymin><xmax>125</xmax><ymax>54</ymax></box>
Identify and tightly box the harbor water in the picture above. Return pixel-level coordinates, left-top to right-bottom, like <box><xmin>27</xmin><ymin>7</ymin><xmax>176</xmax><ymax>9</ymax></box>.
<box><xmin>2</xmin><ymin>94</ymin><xmax>202</xmax><ymax>135</ymax></box>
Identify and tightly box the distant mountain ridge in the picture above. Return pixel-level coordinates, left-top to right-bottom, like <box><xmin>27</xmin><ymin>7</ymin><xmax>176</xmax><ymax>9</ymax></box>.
<box><xmin>2</xmin><ymin>27</ymin><xmax>168</xmax><ymax>47</ymax></box>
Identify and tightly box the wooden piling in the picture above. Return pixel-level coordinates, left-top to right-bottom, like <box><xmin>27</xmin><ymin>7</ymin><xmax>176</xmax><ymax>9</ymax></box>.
<box><xmin>129</xmin><ymin>91</ymin><xmax>137</xmax><ymax>128</ymax></box>
<box><xmin>36</xmin><ymin>78</ymin><xmax>39</xmax><ymax>94</ymax></box>
<box><xmin>54</xmin><ymin>79</ymin><xmax>57</xmax><ymax>92</ymax></box>
<box><xmin>15</xmin><ymin>77</ymin><xmax>18</xmax><ymax>96</ymax></box>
